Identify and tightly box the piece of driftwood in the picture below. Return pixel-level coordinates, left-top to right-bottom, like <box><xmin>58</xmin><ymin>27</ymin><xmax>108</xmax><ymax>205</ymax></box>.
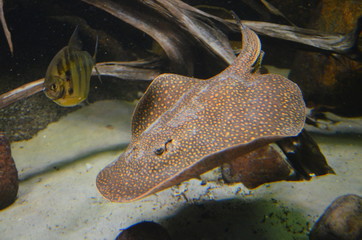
<box><xmin>0</xmin><ymin>79</ymin><xmax>44</xmax><ymax>109</ymax></box>
<box><xmin>82</xmin><ymin>0</ymin><xmax>361</xmax><ymax>60</ymax></box>
<box><xmin>0</xmin><ymin>61</ymin><xmax>160</xmax><ymax>109</ymax></box>
<box><xmin>0</xmin><ymin>0</ymin><xmax>13</xmax><ymax>54</ymax></box>
<box><xmin>242</xmin><ymin>20</ymin><xmax>362</xmax><ymax>58</ymax></box>
<box><xmin>189</xmin><ymin>1</ymin><xmax>361</xmax><ymax>57</ymax></box>
<box><xmin>81</xmin><ymin>0</ymin><xmax>196</xmax><ymax>75</ymax></box>
<box><xmin>140</xmin><ymin>0</ymin><xmax>235</xmax><ymax>63</ymax></box>
<box><xmin>180</xmin><ymin>1</ymin><xmax>361</xmax><ymax>57</ymax></box>
<box><xmin>95</xmin><ymin>61</ymin><xmax>160</xmax><ymax>80</ymax></box>
<box><xmin>1</xmin><ymin>1</ymin><xmax>360</xmax><ymax>109</ymax></box>
<box><xmin>76</xmin><ymin>0</ymin><xmax>242</xmax><ymax>74</ymax></box>
<box><xmin>1</xmin><ymin>1</ymin><xmax>360</xmax><ymax>60</ymax></box>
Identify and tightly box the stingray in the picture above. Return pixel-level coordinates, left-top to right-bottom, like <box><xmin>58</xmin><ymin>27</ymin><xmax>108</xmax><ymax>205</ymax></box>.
<box><xmin>96</xmin><ymin>24</ymin><xmax>307</xmax><ymax>202</ymax></box>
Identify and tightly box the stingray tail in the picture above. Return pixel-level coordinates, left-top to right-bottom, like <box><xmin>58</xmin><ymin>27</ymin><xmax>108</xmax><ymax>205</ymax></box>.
<box><xmin>276</xmin><ymin>129</ymin><xmax>335</xmax><ymax>180</ymax></box>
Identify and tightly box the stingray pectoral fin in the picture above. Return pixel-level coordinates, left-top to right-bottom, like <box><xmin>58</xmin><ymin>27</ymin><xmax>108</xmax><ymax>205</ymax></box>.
<box><xmin>96</xmin><ymin>150</ymin><xmax>210</xmax><ymax>202</ymax></box>
<box><xmin>96</xmin><ymin>153</ymin><xmax>179</xmax><ymax>202</ymax></box>
<box><xmin>132</xmin><ymin>73</ymin><xmax>201</xmax><ymax>139</ymax></box>
<box><xmin>96</xmin><ymin>154</ymin><xmax>140</xmax><ymax>202</ymax></box>
<box><xmin>96</xmin><ymin>136</ymin><xmax>279</xmax><ymax>203</ymax></box>
<box><xmin>94</xmin><ymin>149</ymin><xmax>213</xmax><ymax>202</ymax></box>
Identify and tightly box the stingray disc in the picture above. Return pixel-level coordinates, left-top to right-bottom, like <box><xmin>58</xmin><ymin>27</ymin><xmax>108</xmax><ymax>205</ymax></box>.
<box><xmin>96</xmin><ymin>25</ymin><xmax>306</xmax><ymax>202</ymax></box>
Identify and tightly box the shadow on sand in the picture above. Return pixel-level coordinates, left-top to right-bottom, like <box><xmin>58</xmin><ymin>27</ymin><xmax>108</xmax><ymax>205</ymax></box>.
<box><xmin>161</xmin><ymin>198</ymin><xmax>310</xmax><ymax>240</ymax></box>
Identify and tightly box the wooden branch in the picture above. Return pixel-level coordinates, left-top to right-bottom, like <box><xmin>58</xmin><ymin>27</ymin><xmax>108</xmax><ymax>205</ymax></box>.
<box><xmin>0</xmin><ymin>79</ymin><xmax>44</xmax><ymax>109</ymax></box>
<box><xmin>0</xmin><ymin>61</ymin><xmax>160</xmax><ymax>109</ymax></box>
<box><xmin>0</xmin><ymin>0</ymin><xmax>13</xmax><ymax>54</ymax></box>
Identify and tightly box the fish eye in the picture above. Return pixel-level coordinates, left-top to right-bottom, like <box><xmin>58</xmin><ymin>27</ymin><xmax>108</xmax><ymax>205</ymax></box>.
<box><xmin>154</xmin><ymin>139</ymin><xmax>172</xmax><ymax>155</ymax></box>
<box><xmin>45</xmin><ymin>78</ymin><xmax>65</xmax><ymax>99</ymax></box>
<box><xmin>50</xmin><ymin>83</ymin><xmax>57</xmax><ymax>91</ymax></box>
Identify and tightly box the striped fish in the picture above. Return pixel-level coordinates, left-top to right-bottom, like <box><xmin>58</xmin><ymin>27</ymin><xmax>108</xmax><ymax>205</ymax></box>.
<box><xmin>44</xmin><ymin>26</ymin><xmax>97</xmax><ymax>107</ymax></box>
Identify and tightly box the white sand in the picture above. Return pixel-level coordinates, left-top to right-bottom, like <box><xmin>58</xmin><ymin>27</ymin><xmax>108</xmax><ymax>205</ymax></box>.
<box><xmin>0</xmin><ymin>100</ymin><xmax>361</xmax><ymax>240</ymax></box>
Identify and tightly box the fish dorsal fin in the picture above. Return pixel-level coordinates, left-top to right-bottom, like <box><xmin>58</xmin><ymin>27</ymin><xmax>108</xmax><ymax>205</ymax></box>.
<box><xmin>93</xmin><ymin>35</ymin><xmax>98</xmax><ymax>60</ymax></box>
<box><xmin>132</xmin><ymin>74</ymin><xmax>201</xmax><ymax>140</ymax></box>
<box><xmin>92</xmin><ymin>35</ymin><xmax>102</xmax><ymax>83</ymax></box>
<box><xmin>68</xmin><ymin>26</ymin><xmax>82</xmax><ymax>50</ymax></box>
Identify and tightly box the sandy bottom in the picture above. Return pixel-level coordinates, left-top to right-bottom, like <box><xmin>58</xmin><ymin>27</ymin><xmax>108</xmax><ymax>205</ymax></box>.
<box><xmin>0</xmin><ymin>100</ymin><xmax>361</xmax><ymax>240</ymax></box>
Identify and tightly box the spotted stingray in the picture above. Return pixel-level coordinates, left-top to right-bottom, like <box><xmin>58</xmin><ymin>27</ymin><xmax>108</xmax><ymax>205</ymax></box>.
<box><xmin>96</xmin><ymin>24</ymin><xmax>306</xmax><ymax>202</ymax></box>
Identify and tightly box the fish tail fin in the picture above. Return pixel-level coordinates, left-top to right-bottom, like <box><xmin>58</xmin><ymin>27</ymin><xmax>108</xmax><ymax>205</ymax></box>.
<box><xmin>276</xmin><ymin>129</ymin><xmax>335</xmax><ymax>180</ymax></box>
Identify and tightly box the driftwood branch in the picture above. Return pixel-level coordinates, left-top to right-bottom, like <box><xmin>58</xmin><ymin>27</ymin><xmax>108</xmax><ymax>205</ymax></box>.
<box><xmin>81</xmin><ymin>0</ymin><xmax>196</xmax><ymax>75</ymax></box>
<box><xmin>0</xmin><ymin>0</ymin><xmax>13</xmax><ymax>54</ymax></box>
<box><xmin>0</xmin><ymin>79</ymin><xmax>44</xmax><ymax>109</ymax></box>
<box><xmin>242</xmin><ymin>20</ymin><xmax>362</xmax><ymax>56</ymax></box>
<box><xmin>95</xmin><ymin>62</ymin><xmax>160</xmax><ymax>80</ymax></box>
<box><xmin>1</xmin><ymin>1</ymin><xmax>360</xmax><ymax>110</ymax></box>
<box><xmin>0</xmin><ymin>61</ymin><xmax>160</xmax><ymax>109</ymax></box>
<box><xmin>82</xmin><ymin>0</ymin><xmax>361</xmax><ymax>59</ymax></box>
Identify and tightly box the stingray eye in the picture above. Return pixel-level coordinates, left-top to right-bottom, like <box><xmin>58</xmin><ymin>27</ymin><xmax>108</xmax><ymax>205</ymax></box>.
<box><xmin>154</xmin><ymin>147</ymin><xmax>164</xmax><ymax>155</ymax></box>
<box><xmin>154</xmin><ymin>139</ymin><xmax>172</xmax><ymax>155</ymax></box>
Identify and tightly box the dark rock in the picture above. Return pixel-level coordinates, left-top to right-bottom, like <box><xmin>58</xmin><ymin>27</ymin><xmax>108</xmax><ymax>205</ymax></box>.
<box><xmin>309</xmin><ymin>194</ymin><xmax>362</xmax><ymax>240</ymax></box>
<box><xmin>116</xmin><ymin>221</ymin><xmax>171</xmax><ymax>240</ymax></box>
<box><xmin>276</xmin><ymin>129</ymin><xmax>335</xmax><ymax>180</ymax></box>
<box><xmin>221</xmin><ymin>145</ymin><xmax>292</xmax><ymax>189</ymax></box>
<box><xmin>290</xmin><ymin>0</ymin><xmax>362</xmax><ymax>117</ymax></box>
<box><xmin>0</xmin><ymin>133</ymin><xmax>19</xmax><ymax>210</ymax></box>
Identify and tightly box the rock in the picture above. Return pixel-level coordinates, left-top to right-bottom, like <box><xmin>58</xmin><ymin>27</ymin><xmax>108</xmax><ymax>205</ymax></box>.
<box><xmin>116</xmin><ymin>221</ymin><xmax>171</xmax><ymax>240</ymax></box>
<box><xmin>290</xmin><ymin>0</ymin><xmax>362</xmax><ymax>117</ymax></box>
<box><xmin>221</xmin><ymin>145</ymin><xmax>293</xmax><ymax>189</ymax></box>
<box><xmin>309</xmin><ymin>194</ymin><xmax>362</xmax><ymax>240</ymax></box>
<box><xmin>0</xmin><ymin>133</ymin><xmax>19</xmax><ymax>210</ymax></box>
